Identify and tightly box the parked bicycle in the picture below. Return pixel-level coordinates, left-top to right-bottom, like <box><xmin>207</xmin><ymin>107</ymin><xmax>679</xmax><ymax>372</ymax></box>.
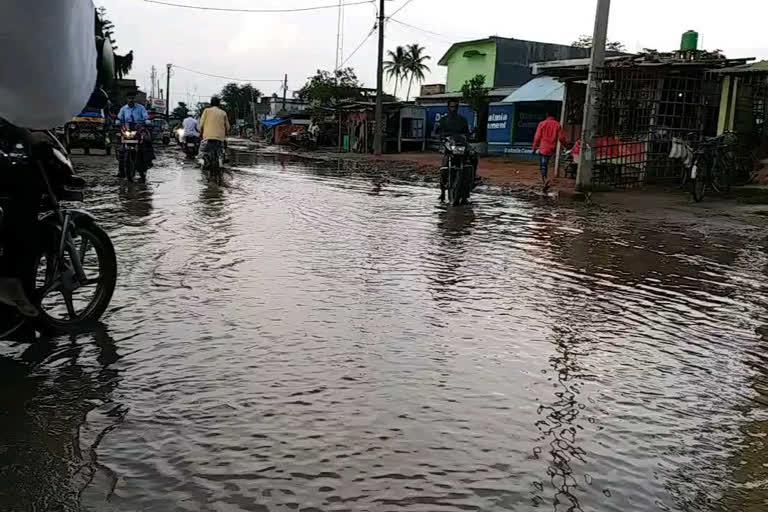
<box><xmin>670</xmin><ymin>132</ymin><xmax>757</xmax><ymax>202</ymax></box>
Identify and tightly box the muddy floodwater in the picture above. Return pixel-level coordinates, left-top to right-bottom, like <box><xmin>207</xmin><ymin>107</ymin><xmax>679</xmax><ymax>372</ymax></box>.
<box><xmin>2</xmin><ymin>148</ymin><xmax>768</xmax><ymax>512</ymax></box>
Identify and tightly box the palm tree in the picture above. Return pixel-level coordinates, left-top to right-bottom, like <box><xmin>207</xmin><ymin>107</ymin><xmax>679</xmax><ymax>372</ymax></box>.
<box><xmin>115</xmin><ymin>50</ymin><xmax>134</xmax><ymax>79</ymax></box>
<box><xmin>383</xmin><ymin>46</ymin><xmax>408</xmax><ymax>99</ymax></box>
<box><xmin>404</xmin><ymin>44</ymin><xmax>431</xmax><ymax>101</ymax></box>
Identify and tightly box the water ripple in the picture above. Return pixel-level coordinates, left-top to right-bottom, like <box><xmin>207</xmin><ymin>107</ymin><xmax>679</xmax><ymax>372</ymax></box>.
<box><xmin>1</xmin><ymin>150</ymin><xmax>767</xmax><ymax>511</ymax></box>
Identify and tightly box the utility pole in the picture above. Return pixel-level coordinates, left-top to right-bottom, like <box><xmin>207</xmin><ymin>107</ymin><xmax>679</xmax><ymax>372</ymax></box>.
<box><xmin>373</xmin><ymin>0</ymin><xmax>385</xmax><ymax>155</ymax></box>
<box><xmin>150</xmin><ymin>66</ymin><xmax>157</xmax><ymax>99</ymax></box>
<box><xmin>335</xmin><ymin>0</ymin><xmax>345</xmax><ymax>69</ymax></box>
<box><xmin>165</xmin><ymin>63</ymin><xmax>172</xmax><ymax>117</ymax></box>
<box><xmin>282</xmin><ymin>74</ymin><xmax>288</xmax><ymax>111</ymax></box>
<box><xmin>576</xmin><ymin>0</ymin><xmax>611</xmax><ymax>191</ymax></box>
<box><xmin>251</xmin><ymin>88</ymin><xmax>258</xmax><ymax>138</ymax></box>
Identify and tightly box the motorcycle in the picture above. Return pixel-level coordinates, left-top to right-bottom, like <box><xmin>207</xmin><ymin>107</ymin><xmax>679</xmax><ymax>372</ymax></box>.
<box><xmin>0</xmin><ymin>129</ymin><xmax>117</xmax><ymax>335</ymax></box>
<box><xmin>200</xmin><ymin>140</ymin><xmax>224</xmax><ymax>185</ymax></box>
<box><xmin>183</xmin><ymin>134</ymin><xmax>200</xmax><ymax>159</ymax></box>
<box><xmin>441</xmin><ymin>135</ymin><xmax>476</xmax><ymax>206</ymax></box>
<box><xmin>119</xmin><ymin>122</ymin><xmax>148</xmax><ymax>182</ymax></box>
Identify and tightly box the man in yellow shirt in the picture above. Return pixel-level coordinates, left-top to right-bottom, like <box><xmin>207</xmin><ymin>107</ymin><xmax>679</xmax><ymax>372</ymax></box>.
<box><xmin>199</xmin><ymin>96</ymin><xmax>230</xmax><ymax>161</ymax></box>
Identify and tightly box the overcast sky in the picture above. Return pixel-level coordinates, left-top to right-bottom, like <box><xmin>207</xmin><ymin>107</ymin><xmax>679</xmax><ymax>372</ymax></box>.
<box><xmin>97</xmin><ymin>0</ymin><xmax>768</xmax><ymax>107</ymax></box>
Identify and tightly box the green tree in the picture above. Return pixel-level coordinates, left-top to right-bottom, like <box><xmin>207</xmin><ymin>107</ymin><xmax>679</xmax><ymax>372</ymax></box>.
<box><xmin>461</xmin><ymin>74</ymin><xmax>491</xmax><ymax>142</ymax></box>
<box><xmin>384</xmin><ymin>46</ymin><xmax>408</xmax><ymax>99</ymax></box>
<box><xmin>195</xmin><ymin>102</ymin><xmax>210</xmax><ymax>117</ymax></box>
<box><xmin>171</xmin><ymin>102</ymin><xmax>189</xmax><ymax>119</ymax></box>
<box><xmin>114</xmin><ymin>51</ymin><xmax>134</xmax><ymax>80</ymax></box>
<box><xmin>571</xmin><ymin>35</ymin><xmax>626</xmax><ymax>53</ymax></box>
<box><xmin>404</xmin><ymin>44</ymin><xmax>431</xmax><ymax>101</ymax></box>
<box><xmin>298</xmin><ymin>68</ymin><xmax>362</xmax><ymax>106</ymax></box>
<box><xmin>218</xmin><ymin>83</ymin><xmax>262</xmax><ymax>123</ymax></box>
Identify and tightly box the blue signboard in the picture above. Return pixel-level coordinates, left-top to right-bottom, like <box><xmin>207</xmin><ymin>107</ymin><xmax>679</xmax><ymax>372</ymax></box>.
<box><xmin>513</xmin><ymin>101</ymin><xmax>560</xmax><ymax>143</ymax></box>
<box><xmin>424</xmin><ymin>104</ymin><xmax>476</xmax><ymax>139</ymax></box>
<box><xmin>487</xmin><ymin>104</ymin><xmax>515</xmax><ymax>144</ymax></box>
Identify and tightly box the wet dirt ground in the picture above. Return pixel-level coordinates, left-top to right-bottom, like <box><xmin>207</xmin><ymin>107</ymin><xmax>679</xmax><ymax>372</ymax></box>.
<box><xmin>2</xmin><ymin>146</ymin><xmax>768</xmax><ymax>512</ymax></box>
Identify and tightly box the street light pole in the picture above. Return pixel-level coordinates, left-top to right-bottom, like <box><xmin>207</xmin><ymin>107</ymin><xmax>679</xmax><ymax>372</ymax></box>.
<box><xmin>373</xmin><ymin>0</ymin><xmax>385</xmax><ymax>155</ymax></box>
<box><xmin>576</xmin><ymin>0</ymin><xmax>611</xmax><ymax>192</ymax></box>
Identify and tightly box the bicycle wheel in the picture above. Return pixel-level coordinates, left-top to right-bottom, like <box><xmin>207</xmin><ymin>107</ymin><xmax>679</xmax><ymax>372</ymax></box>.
<box><xmin>711</xmin><ymin>155</ymin><xmax>731</xmax><ymax>194</ymax></box>
<box><xmin>691</xmin><ymin>164</ymin><xmax>706</xmax><ymax>202</ymax></box>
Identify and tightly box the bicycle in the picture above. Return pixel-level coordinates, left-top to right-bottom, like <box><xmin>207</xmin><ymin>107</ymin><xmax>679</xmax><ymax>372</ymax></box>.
<box><xmin>690</xmin><ymin>136</ymin><xmax>732</xmax><ymax>202</ymax></box>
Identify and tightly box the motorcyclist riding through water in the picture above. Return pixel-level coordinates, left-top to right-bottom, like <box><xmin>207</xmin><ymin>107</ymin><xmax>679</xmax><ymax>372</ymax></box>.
<box><xmin>436</xmin><ymin>100</ymin><xmax>479</xmax><ymax>201</ymax></box>
<box><xmin>116</xmin><ymin>92</ymin><xmax>154</xmax><ymax>179</ymax></box>
<box><xmin>182</xmin><ymin>113</ymin><xmax>200</xmax><ymax>141</ymax></box>
<box><xmin>199</xmin><ymin>96</ymin><xmax>230</xmax><ymax>166</ymax></box>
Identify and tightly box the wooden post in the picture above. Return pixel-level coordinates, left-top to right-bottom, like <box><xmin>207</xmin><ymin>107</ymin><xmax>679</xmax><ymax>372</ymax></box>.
<box><xmin>337</xmin><ymin>110</ymin><xmax>342</xmax><ymax>152</ymax></box>
<box><xmin>554</xmin><ymin>82</ymin><xmax>569</xmax><ymax>178</ymax></box>
<box><xmin>398</xmin><ymin>108</ymin><xmax>402</xmax><ymax>153</ymax></box>
<box><xmin>728</xmin><ymin>77</ymin><xmax>740</xmax><ymax>132</ymax></box>
<box><xmin>717</xmin><ymin>76</ymin><xmax>732</xmax><ymax>135</ymax></box>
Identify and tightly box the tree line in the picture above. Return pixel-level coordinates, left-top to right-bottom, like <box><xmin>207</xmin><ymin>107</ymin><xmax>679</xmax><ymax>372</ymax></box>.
<box><xmin>171</xmin><ymin>82</ymin><xmax>263</xmax><ymax>122</ymax></box>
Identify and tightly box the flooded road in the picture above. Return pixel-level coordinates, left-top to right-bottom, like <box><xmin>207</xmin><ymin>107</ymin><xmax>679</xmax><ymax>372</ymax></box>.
<box><xmin>2</xmin><ymin>147</ymin><xmax>768</xmax><ymax>512</ymax></box>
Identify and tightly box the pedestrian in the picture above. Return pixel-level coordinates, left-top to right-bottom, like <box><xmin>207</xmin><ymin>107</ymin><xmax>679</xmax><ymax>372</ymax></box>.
<box><xmin>532</xmin><ymin>113</ymin><xmax>568</xmax><ymax>190</ymax></box>
<box><xmin>308</xmin><ymin>118</ymin><xmax>320</xmax><ymax>148</ymax></box>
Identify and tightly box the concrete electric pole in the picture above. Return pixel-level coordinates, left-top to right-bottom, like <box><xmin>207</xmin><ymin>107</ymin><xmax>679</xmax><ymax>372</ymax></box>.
<box><xmin>150</xmin><ymin>66</ymin><xmax>157</xmax><ymax>99</ymax></box>
<box><xmin>282</xmin><ymin>74</ymin><xmax>288</xmax><ymax>111</ymax></box>
<box><xmin>576</xmin><ymin>0</ymin><xmax>611</xmax><ymax>192</ymax></box>
<box><xmin>373</xmin><ymin>0</ymin><xmax>385</xmax><ymax>155</ymax></box>
<box><xmin>166</xmin><ymin>63</ymin><xmax>172</xmax><ymax>117</ymax></box>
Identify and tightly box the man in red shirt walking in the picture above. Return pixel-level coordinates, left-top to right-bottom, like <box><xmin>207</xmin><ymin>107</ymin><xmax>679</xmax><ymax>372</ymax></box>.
<box><xmin>532</xmin><ymin>113</ymin><xmax>568</xmax><ymax>189</ymax></box>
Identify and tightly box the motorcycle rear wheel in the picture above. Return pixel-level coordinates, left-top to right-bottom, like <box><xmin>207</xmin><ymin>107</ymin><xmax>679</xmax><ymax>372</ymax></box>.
<box><xmin>208</xmin><ymin>150</ymin><xmax>223</xmax><ymax>185</ymax></box>
<box><xmin>33</xmin><ymin>220</ymin><xmax>117</xmax><ymax>333</ymax></box>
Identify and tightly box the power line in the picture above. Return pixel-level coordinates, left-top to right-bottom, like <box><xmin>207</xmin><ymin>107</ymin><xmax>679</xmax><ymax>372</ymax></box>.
<box><xmin>173</xmin><ymin>65</ymin><xmax>283</xmax><ymax>82</ymax></box>
<box><xmin>388</xmin><ymin>17</ymin><xmax>457</xmax><ymax>43</ymax></box>
<box><xmin>144</xmin><ymin>0</ymin><xmax>374</xmax><ymax>13</ymax></box>
<box><xmin>340</xmin><ymin>24</ymin><xmax>377</xmax><ymax>67</ymax></box>
<box><xmin>388</xmin><ymin>0</ymin><xmax>415</xmax><ymax>18</ymax></box>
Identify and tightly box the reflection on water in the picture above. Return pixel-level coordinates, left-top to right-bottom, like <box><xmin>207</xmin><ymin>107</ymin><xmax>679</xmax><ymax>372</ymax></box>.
<box><xmin>117</xmin><ymin>182</ymin><xmax>154</xmax><ymax>220</ymax></box>
<box><xmin>1</xmin><ymin>150</ymin><xmax>768</xmax><ymax>511</ymax></box>
<box><xmin>532</xmin><ymin>326</ymin><xmax>589</xmax><ymax>512</ymax></box>
<box><xmin>0</xmin><ymin>327</ymin><xmax>124</xmax><ymax>511</ymax></box>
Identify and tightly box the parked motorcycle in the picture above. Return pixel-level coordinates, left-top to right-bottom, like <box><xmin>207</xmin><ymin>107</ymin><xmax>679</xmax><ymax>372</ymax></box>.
<box><xmin>0</xmin><ymin>130</ymin><xmax>117</xmax><ymax>334</ymax></box>
<box><xmin>441</xmin><ymin>135</ymin><xmax>476</xmax><ymax>206</ymax></box>
<box><xmin>183</xmin><ymin>135</ymin><xmax>200</xmax><ymax>159</ymax></box>
<box><xmin>119</xmin><ymin>122</ymin><xmax>148</xmax><ymax>182</ymax></box>
<box><xmin>201</xmin><ymin>139</ymin><xmax>224</xmax><ymax>185</ymax></box>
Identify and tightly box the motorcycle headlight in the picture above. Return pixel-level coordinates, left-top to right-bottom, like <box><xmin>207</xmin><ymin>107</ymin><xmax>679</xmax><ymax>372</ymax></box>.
<box><xmin>451</xmin><ymin>145</ymin><xmax>465</xmax><ymax>154</ymax></box>
<box><xmin>124</xmin><ymin>130</ymin><xmax>136</xmax><ymax>138</ymax></box>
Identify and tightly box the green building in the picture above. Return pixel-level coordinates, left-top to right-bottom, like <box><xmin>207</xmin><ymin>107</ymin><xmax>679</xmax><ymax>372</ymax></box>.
<box><xmin>437</xmin><ymin>36</ymin><xmax>590</xmax><ymax>92</ymax></box>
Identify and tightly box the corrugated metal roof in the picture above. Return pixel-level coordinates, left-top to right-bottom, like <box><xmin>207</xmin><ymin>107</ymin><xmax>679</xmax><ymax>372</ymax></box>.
<box><xmin>715</xmin><ymin>60</ymin><xmax>768</xmax><ymax>74</ymax></box>
<box><xmin>500</xmin><ymin>76</ymin><xmax>563</xmax><ymax>103</ymax></box>
<box><xmin>416</xmin><ymin>87</ymin><xmax>518</xmax><ymax>101</ymax></box>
